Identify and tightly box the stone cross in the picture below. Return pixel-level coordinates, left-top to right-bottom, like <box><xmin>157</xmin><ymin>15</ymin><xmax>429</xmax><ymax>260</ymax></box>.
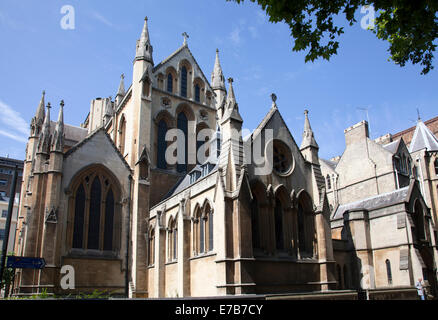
<box><xmin>182</xmin><ymin>32</ymin><xmax>189</xmax><ymax>45</ymax></box>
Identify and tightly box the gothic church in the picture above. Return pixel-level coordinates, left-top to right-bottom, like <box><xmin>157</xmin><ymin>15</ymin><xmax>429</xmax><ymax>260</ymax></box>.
<box><xmin>15</xmin><ymin>17</ymin><xmax>352</xmax><ymax>298</ymax></box>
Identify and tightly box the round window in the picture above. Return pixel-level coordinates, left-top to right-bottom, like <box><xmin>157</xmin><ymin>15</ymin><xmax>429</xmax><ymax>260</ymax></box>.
<box><xmin>272</xmin><ymin>139</ymin><xmax>293</xmax><ymax>175</ymax></box>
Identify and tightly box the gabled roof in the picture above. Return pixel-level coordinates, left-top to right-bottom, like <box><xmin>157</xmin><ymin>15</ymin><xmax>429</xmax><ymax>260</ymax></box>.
<box><xmin>64</xmin><ymin>127</ymin><xmax>132</xmax><ymax>172</ymax></box>
<box><xmin>153</xmin><ymin>44</ymin><xmax>213</xmax><ymax>92</ymax></box>
<box><xmin>320</xmin><ymin>158</ymin><xmax>338</xmax><ymax>171</ymax></box>
<box><xmin>409</xmin><ymin>120</ymin><xmax>438</xmax><ymax>153</ymax></box>
<box><xmin>247</xmin><ymin>103</ymin><xmax>306</xmax><ymax>164</ymax></box>
<box><xmin>382</xmin><ymin>139</ymin><xmax>401</xmax><ymax>155</ymax></box>
<box><xmin>158</xmin><ymin>162</ymin><xmax>218</xmax><ymax>204</ymax></box>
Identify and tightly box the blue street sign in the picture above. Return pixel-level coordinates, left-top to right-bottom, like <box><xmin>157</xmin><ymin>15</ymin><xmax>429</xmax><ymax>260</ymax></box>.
<box><xmin>6</xmin><ymin>256</ymin><xmax>46</xmax><ymax>269</ymax></box>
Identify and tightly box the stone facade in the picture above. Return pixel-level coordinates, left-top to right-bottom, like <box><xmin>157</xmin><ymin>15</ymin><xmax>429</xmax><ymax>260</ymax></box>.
<box><xmin>13</xmin><ymin>18</ymin><xmax>336</xmax><ymax>298</ymax></box>
<box><xmin>320</xmin><ymin>120</ymin><xmax>438</xmax><ymax>297</ymax></box>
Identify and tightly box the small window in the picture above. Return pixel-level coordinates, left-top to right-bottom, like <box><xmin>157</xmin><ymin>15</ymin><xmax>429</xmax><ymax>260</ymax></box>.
<box><xmin>180</xmin><ymin>66</ymin><xmax>187</xmax><ymax>98</ymax></box>
<box><xmin>199</xmin><ymin>216</ymin><xmax>205</xmax><ymax>254</ymax></box>
<box><xmin>194</xmin><ymin>84</ymin><xmax>200</xmax><ymax>102</ymax></box>
<box><xmin>148</xmin><ymin>228</ymin><xmax>155</xmax><ymax>266</ymax></box>
<box><xmin>0</xmin><ymin>179</ymin><xmax>7</xmax><ymax>186</ymax></box>
<box><xmin>167</xmin><ymin>73</ymin><xmax>173</xmax><ymax>93</ymax></box>
<box><xmin>326</xmin><ymin>174</ymin><xmax>331</xmax><ymax>190</ymax></box>
<box><xmin>434</xmin><ymin>159</ymin><xmax>438</xmax><ymax>175</ymax></box>
<box><xmin>0</xmin><ymin>229</ymin><xmax>5</xmax><ymax>241</ymax></box>
<box><xmin>2</xmin><ymin>210</ymin><xmax>7</xmax><ymax>218</ymax></box>
<box><xmin>386</xmin><ymin>259</ymin><xmax>392</xmax><ymax>285</ymax></box>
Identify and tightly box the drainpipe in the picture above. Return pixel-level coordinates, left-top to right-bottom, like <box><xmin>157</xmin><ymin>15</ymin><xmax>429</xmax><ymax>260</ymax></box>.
<box><xmin>125</xmin><ymin>174</ymin><xmax>133</xmax><ymax>298</ymax></box>
<box><xmin>395</xmin><ymin>168</ymin><xmax>400</xmax><ymax>189</ymax></box>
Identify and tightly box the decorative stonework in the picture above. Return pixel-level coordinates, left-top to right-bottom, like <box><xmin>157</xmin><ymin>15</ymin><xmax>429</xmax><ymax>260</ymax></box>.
<box><xmin>45</xmin><ymin>206</ymin><xmax>58</xmax><ymax>224</ymax></box>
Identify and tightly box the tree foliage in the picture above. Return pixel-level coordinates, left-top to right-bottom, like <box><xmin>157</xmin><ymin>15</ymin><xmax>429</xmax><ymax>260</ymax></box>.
<box><xmin>228</xmin><ymin>0</ymin><xmax>438</xmax><ymax>74</ymax></box>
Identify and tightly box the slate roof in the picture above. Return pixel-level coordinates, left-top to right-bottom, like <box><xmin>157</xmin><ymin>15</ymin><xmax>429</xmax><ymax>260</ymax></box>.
<box><xmin>382</xmin><ymin>139</ymin><xmax>401</xmax><ymax>154</ymax></box>
<box><xmin>332</xmin><ymin>186</ymin><xmax>410</xmax><ymax>220</ymax></box>
<box><xmin>48</xmin><ymin>121</ymin><xmax>88</xmax><ymax>147</ymax></box>
<box><xmin>63</xmin><ymin>127</ymin><xmax>132</xmax><ymax>173</ymax></box>
<box><xmin>409</xmin><ymin>120</ymin><xmax>438</xmax><ymax>153</ymax></box>
<box><xmin>320</xmin><ymin>158</ymin><xmax>338</xmax><ymax>171</ymax></box>
<box><xmin>160</xmin><ymin>162</ymin><xmax>218</xmax><ymax>204</ymax></box>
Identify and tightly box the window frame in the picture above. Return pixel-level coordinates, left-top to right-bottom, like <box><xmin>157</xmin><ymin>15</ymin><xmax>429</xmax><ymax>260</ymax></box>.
<box><xmin>68</xmin><ymin>166</ymin><xmax>121</xmax><ymax>256</ymax></box>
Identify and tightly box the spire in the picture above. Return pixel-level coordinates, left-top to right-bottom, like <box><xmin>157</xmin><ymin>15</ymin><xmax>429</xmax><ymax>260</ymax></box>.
<box><xmin>51</xmin><ymin>100</ymin><xmax>64</xmax><ymax>152</ymax></box>
<box><xmin>300</xmin><ymin>109</ymin><xmax>319</xmax><ymax>150</ymax></box>
<box><xmin>37</xmin><ymin>102</ymin><xmax>52</xmax><ymax>154</ymax></box>
<box><xmin>222</xmin><ymin>78</ymin><xmax>242</xmax><ymax>123</ymax></box>
<box><xmin>104</xmin><ymin>97</ymin><xmax>114</xmax><ymax>117</ymax></box>
<box><xmin>211</xmin><ymin>49</ymin><xmax>226</xmax><ymax>91</ymax></box>
<box><xmin>117</xmin><ymin>74</ymin><xmax>125</xmax><ymax>97</ymax></box>
<box><xmin>409</xmin><ymin>119</ymin><xmax>438</xmax><ymax>153</ymax></box>
<box><xmin>31</xmin><ymin>91</ymin><xmax>46</xmax><ymax>136</ymax></box>
<box><xmin>135</xmin><ymin>17</ymin><xmax>153</xmax><ymax>63</ymax></box>
<box><xmin>35</xmin><ymin>90</ymin><xmax>46</xmax><ymax>121</ymax></box>
<box><xmin>226</xmin><ymin>77</ymin><xmax>236</xmax><ymax>106</ymax></box>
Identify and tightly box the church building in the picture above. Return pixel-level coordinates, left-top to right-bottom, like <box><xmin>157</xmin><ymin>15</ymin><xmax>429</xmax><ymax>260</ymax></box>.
<box><xmin>13</xmin><ymin>17</ymin><xmax>337</xmax><ymax>298</ymax></box>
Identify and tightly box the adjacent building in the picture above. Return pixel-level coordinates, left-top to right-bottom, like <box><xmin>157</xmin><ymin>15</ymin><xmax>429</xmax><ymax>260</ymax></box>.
<box><xmin>320</xmin><ymin>119</ymin><xmax>438</xmax><ymax>298</ymax></box>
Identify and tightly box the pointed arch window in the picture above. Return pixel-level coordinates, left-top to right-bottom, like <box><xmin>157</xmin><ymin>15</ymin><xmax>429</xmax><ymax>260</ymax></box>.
<box><xmin>386</xmin><ymin>259</ymin><xmax>392</xmax><ymax>285</ymax></box>
<box><xmin>118</xmin><ymin>116</ymin><xmax>126</xmax><ymax>155</ymax></box>
<box><xmin>193</xmin><ymin>204</ymin><xmax>214</xmax><ymax>255</ymax></box>
<box><xmin>200</xmin><ymin>215</ymin><xmax>205</xmax><ymax>254</ymax></box>
<box><xmin>251</xmin><ymin>195</ymin><xmax>261</xmax><ymax>250</ymax></box>
<box><xmin>87</xmin><ymin>177</ymin><xmax>101</xmax><ymax>250</ymax></box>
<box><xmin>297</xmin><ymin>194</ymin><xmax>315</xmax><ymax>258</ymax></box>
<box><xmin>343</xmin><ymin>266</ymin><xmax>350</xmax><ymax>289</ymax></box>
<box><xmin>181</xmin><ymin>66</ymin><xmax>188</xmax><ymax>98</ymax></box>
<box><xmin>148</xmin><ymin>227</ymin><xmax>155</xmax><ymax>266</ymax></box>
<box><xmin>434</xmin><ymin>158</ymin><xmax>438</xmax><ymax>175</ymax></box>
<box><xmin>177</xmin><ymin>112</ymin><xmax>188</xmax><ymax>173</ymax></box>
<box><xmin>167</xmin><ymin>73</ymin><xmax>173</xmax><ymax>93</ymax></box>
<box><xmin>208</xmin><ymin>209</ymin><xmax>213</xmax><ymax>251</ymax></box>
<box><xmin>194</xmin><ymin>84</ymin><xmax>200</xmax><ymax>102</ymax></box>
<box><xmin>70</xmin><ymin>168</ymin><xmax>120</xmax><ymax>253</ymax></box>
<box><xmin>157</xmin><ymin>120</ymin><xmax>168</xmax><ymax>169</ymax></box>
<box><xmin>167</xmin><ymin>218</ymin><xmax>177</xmax><ymax>261</ymax></box>
<box><xmin>274</xmin><ymin>198</ymin><xmax>284</xmax><ymax>250</ymax></box>
<box><xmin>337</xmin><ymin>265</ymin><xmax>343</xmax><ymax>289</ymax></box>
<box><xmin>103</xmin><ymin>189</ymin><xmax>114</xmax><ymax>251</ymax></box>
<box><xmin>72</xmin><ymin>184</ymin><xmax>86</xmax><ymax>249</ymax></box>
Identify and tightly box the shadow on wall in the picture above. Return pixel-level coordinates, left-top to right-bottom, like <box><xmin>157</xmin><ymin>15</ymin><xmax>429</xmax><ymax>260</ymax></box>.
<box><xmin>341</xmin><ymin>212</ymin><xmax>364</xmax><ymax>297</ymax></box>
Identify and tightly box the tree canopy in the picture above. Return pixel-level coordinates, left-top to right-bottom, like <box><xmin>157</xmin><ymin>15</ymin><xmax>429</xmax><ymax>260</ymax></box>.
<box><xmin>228</xmin><ymin>0</ymin><xmax>438</xmax><ymax>74</ymax></box>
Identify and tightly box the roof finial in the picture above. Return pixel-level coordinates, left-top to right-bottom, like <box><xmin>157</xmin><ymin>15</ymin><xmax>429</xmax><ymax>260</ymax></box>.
<box><xmin>271</xmin><ymin>93</ymin><xmax>277</xmax><ymax>108</ymax></box>
<box><xmin>182</xmin><ymin>32</ymin><xmax>189</xmax><ymax>46</ymax></box>
<box><xmin>417</xmin><ymin>107</ymin><xmax>421</xmax><ymax>121</ymax></box>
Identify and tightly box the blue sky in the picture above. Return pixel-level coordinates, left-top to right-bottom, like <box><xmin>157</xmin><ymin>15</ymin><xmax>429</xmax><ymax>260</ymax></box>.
<box><xmin>0</xmin><ymin>0</ymin><xmax>437</xmax><ymax>161</ymax></box>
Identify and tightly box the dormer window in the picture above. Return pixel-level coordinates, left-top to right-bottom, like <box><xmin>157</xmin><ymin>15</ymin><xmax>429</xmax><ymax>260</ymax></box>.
<box><xmin>190</xmin><ymin>170</ymin><xmax>201</xmax><ymax>184</ymax></box>
<box><xmin>201</xmin><ymin>163</ymin><xmax>214</xmax><ymax>177</ymax></box>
